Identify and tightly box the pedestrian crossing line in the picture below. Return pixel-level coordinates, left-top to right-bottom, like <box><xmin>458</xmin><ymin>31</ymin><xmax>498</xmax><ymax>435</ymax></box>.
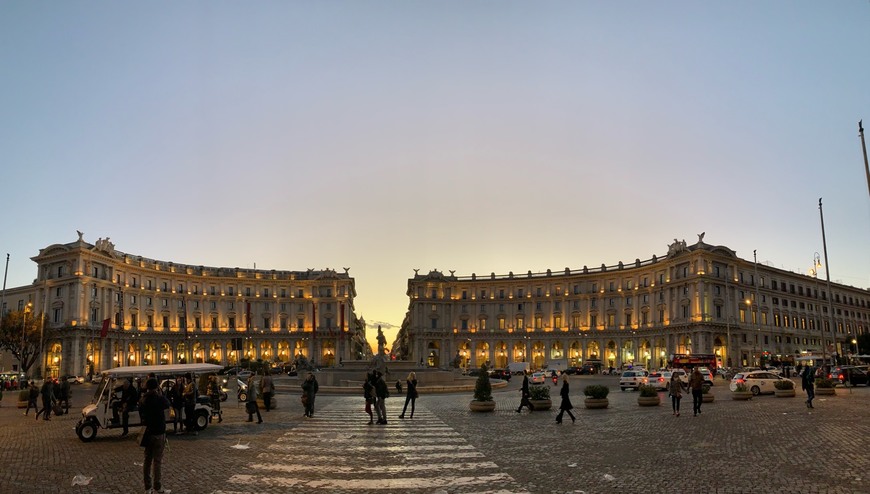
<box><xmin>215</xmin><ymin>398</ymin><xmax>527</xmax><ymax>493</ymax></box>
<box><xmin>225</xmin><ymin>472</ymin><xmax>516</xmax><ymax>490</ymax></box>
<box><xmin>267</xmin><ymin>442</ymin><xmax>477</xmax><ymax>454</ymax></box>
<box><xmin>248</xmin><ymin>459</ymin><xmax>501</xmax><ymax>474</ymax></box>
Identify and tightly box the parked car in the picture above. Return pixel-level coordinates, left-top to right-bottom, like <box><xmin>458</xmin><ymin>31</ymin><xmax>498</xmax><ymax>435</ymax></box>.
<box><xmin>489</xmin><ymin>369</ymin><xmax>512</xmax><ymax>381</ymax></box>
<box><xmin>563</xmin><ymin>366</ymin><xmax>581</xmax><ymax>375</ymax></box>
<box><xmin>64</xmin><ymin>375</ymin><xmax>85</xmax><ymax>384</ymax></box>
<box><xmin>828</xmin><ymin>366</ymin><xmax>869</xmax><ymax>386</ymax></box>
<box><xmin>697</xmin><ymin>367</ymin><xmax>715</xmax><ymax>386</ymax></box>
<box><xmin>619</xmin><ymin>370</ymin><xmax>648</xmax><ymax>391</ymax></box>
<box><xmin>237</xmin><ymin>370</ymin><xmax>253</xmax><ymax>381</ymax></box>
<box><xmin>529</xmin><ymin>372</ymin><xmax>546</xmax><ymax>385</ymax></box>
<box><xmin>729</xmin><ymin>371</ymin><xmax>792</xmax><ymax>395</ymax></box>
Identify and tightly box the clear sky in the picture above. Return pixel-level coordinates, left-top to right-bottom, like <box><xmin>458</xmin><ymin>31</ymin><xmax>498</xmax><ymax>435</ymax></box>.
<box><xmin>2</xmin><ymin>2</ymin><xmax>869</xmax><ymax>353</ymax></box>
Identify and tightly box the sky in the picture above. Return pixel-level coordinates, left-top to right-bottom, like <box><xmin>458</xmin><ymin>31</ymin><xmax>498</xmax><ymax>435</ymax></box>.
<box><xmin>2</xmin><ymin>2</ymin><xmax>869</xmax><ymax>353</ymax></box>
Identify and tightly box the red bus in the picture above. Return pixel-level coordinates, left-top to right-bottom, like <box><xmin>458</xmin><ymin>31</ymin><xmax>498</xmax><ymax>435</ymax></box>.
<box><xmin>668</xmin><ymin>353</ymin><xmax>717</xmax><ymax>372</ymax></box>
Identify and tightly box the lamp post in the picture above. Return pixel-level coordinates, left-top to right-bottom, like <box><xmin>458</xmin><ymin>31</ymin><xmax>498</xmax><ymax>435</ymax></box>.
<box><xmin>753</xmin><ymin>250</ymin><xmax>763</xmax><ymax>368</ymax></box>
<box><xmin>21</xmin><ymin>302</ymin><xmax>32</xmax><ymax>378</ymax></box>
<box><xmin>818</xmin><ymin>198</ymin><xmax>837</xmax><ymax>367</ymax></box>
<box><xmin>810</xmin><ymin>253</ymin><xmax>826</xmax><ymax>365</ymax></box>
<box><xmin>852</xmin><ymin>339</ymin><xmax>858</xmax><ymax>363</ymax></box>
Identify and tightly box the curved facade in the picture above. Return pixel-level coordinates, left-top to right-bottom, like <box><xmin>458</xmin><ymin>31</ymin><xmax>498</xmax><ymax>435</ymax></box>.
<box><xmin>396</xmin><ymin>238</ymin><xmax>869</xmax><ymax>371</ymax></box>
<box><xmin>8</xmin><ymin>235</ymin><xmax>367</xmax><ymax>378</ymax></box>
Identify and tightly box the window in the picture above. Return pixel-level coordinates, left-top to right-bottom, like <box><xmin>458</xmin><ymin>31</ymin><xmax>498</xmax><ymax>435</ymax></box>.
<box><xmin>147</xmin><ymin>315</ymin><xmax>153</xmax><ymax>328</ymax></box>
<box><xmin>57</xmin><ymin>265</ymin><xmax>64</xmax><ymax>277</ymax></box>
<box><xmin>535</xmin><ymin>316</ymin><xmax>542</xmax><ymax>329</ymax></box>
<box><xmin>177</xmin><ymin>283</ymin><xmax>183</xmax><ymax>293</ymax></box>
<box><xmin>264</xmin><ymin>289</ymin><xmax>270</xmax><ymax>298</ymax></box>
<box><xmin>246</xmin><ymin>288</ymin><xmax>251</xmax><ymax>297</ymax></box>
<box><xmin>130</xmin><ymin>313</ymin><xmax>137</xmax><ymax>328</ymax></box>
<box><xmin>498</xmin><ymin>317</ymin><xmax>505</xmax><ymax>329</ymax></box>
<box><xmin>55</xmin><ymin>287</ymin><xmax>62</xmax><ymax>297</ymax></box>
<box><xmin>146</xmin><ymin>297</ymin><xmax>152</xmax><ymax>307</ymax></box>
<box><xmin>228</xmin><ymin>287</ymin><xmax>235</xmax><ymax>296</ymax></box>
<box><xmin>161</xmin><ymin>299</ymin><xmax>168</xmax><ymax>308</ymax></box>
<box><xmin>162</xmin><ymin>282</ymin><xmax>168</xmax><ymax>292</ymax></box>
<box><xmin>461</xmin><ymin>319</ymin><xmax>468</xmax><ymax>330</ymax></box>
<box><xmin>264</xmin><ymin>317</ymin><xmax>271</xmax><ymax>329</ymax></box>
<box><xmin>281</xmin><ymin>288</ymin><xmax>287</xmax><ymax>297</ymax></box>
<box><xmin>54</xmin><ymin>308</ymin><xmax>62</xmax><ymax>323</ymax></box>
<box><xmin>517</xmin><ymin>303</ymin><xmax>523</xmax><ymax>311</ymax></box>
<box><xmin>131</xmin><ymin>295</ymin><xmax>137</xmax><ymax>305</ymax></box>
<box><xmin>229</xmin><ymin>317</ymin><xmax>236</xmax><ymax>329</ymax></box>
<box><xmin>195</xmin><ymin>316</ymin><xmax>201</xmax><ymax>329</ymax></box>
<box><xmin>554</xmin><ymin>315</ymin><xmax>561</xmax><ymax>328</ymax></box>
<box><xmin>162</xmin><ymin>315</ymin><xmax>169</xmax><ymax>328</ymax></box>
<box><xmin>210</xmin><ymin>301</ymin><xmax>216</xmax><ymax>310</ymax></box>
<box><xmin>431</xmin><ymin>318</ymin><xmax>437</xmax><ymax>329</ymax></box>
<box><xmin>590</xmin><ymin>314</ymin><xmax>598</xmax><ymax>328</ymax></box>
<box><xmin>462</xmin><ymin>290</ymin><xmax>467</xmax><ymax>300</ymax></box>
<box><xmin>297</xmin><ymin>289</ymin><xmax>303</xmax><ymax>298</ymax></box>
<box><xmin>297</xmin><ymin>318</ymin><xmax>304</xmax><ymax>329</ymax></box>
<box><xmin>212</xmin><ymin>317</ymin><xmax>218</xmax><ymax>329</ymax></box>
<box><xmin>517</xmin><ymin>317</ymin><xmax>524</xmax><ymax>329</ymax></box>
<box><xmin>517</xmin><ymin>289</ymin><xmax>524</xmax><ymax>298</ymax></box>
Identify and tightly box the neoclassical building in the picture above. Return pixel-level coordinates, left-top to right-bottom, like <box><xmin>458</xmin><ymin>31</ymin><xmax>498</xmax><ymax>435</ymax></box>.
<box><xmin>394</xmin><ymin>236</ymin><xmax>869</xmax><ymax>371</ymax></box>
<box><xmin>1</xmin><ymin>233</ymin><xmax>369</xmax><ymax>378</ymax></box>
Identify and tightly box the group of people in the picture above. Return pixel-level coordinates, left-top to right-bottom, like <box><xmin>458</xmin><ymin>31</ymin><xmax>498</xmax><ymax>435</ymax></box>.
<box><xmin>667</xmin><ymin>367</ymin><xmax>706</xmax><ymax>417</ymax></box>
<box><xmin>23</xmin><ymin>376</ymin><xmax>71</xmax><ymax>420</ymax></box>
<box><xmin>361</xmin><ymin>370</ymin><xmax>418</xmax><ymax>424</ymax></box>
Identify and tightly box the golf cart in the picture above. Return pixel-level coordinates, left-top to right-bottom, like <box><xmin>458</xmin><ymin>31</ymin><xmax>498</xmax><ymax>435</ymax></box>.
<box><xmin>75</xmin><ymin>363</ymin><xmax>222</xmax><ymax>442</ymax></box>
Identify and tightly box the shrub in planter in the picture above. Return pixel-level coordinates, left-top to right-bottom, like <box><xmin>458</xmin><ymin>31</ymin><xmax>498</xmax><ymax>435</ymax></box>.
<box><xmin>584</xmin><ymin>384</ymin><xmax>610</xmax><ymax>399</ymax></box>
<box><xmin>774</xmin><ymin>379</ymin><xmax>795</xmax><ymax>390</ymax></box>
<box><xmin>469</xmin><ymin>364</ymin><xmax>495</xmax><ymax>412</ymax></box>
<box><xmin>529</xmin><ymin>385</ymin><xmax>550</xmax><ymax>400</ymax></box>
<box><xmin>733</xmin><ymin>383</ymin><xmax>748</xmax><ymax>393</ymax></box>
<box><xmin>731</xmin><ymin>382</ymin><xmax>752</xmax><ymax>400</ymax></box>
<box><xmin>701</xmin><ymin>384</ymin><xmax>715</xmax><ymax>403</ymax></box>
<box><xmin>18</xmin><ymin>389</ymin><xmax>30</xmax><ymax>408</ymax></box>
<box><xmin>814</xmin><ymin>378</ymin><xmax>834</xmax><ymax>389</ymax></box>
<box><xmin>473</xmin><ymin>364</ymin><xmax>492</xmax><ymax>401</ymax></box>
<box><xmin>638</xmin><ymin>385</ymin><xmax>658</xmax><ymax>397</ymax></box>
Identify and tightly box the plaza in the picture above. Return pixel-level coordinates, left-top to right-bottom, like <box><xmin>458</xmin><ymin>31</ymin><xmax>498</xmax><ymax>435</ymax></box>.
<box><xmin>0</xmin><ymin>375</ymin><xmax>868</xmax><ymax>494</ymax></box>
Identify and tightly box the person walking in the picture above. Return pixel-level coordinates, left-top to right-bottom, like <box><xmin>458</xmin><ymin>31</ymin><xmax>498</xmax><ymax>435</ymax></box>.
<box><xmin>374</xmin><ymin>371</ymin><xmax>388</xmax><ymax>424</ymax></box>
<box><xmin>182</xmin><ymin>374</ymin><xmax>197</xmax><ymax>435</ymax></box>
<box><xmin>363</xmin><ymin>372</ymin><xmax>375</xmax><ymax>424</ymax></box>
<box><xmin>555</xmin><ymin>374</ymin><xmax>575</xmax><ymax>424</ymax></box>
<box><xmin>207</xmin><ymin>375</ymin><xmax>222</xmax><ymax>423</ymax></box>
<box><xmin>301</xmin><ymin>372</ymin><xmax>319</xmax><ymax>418</ymax></box>
<box><xmin>668</xmin><ymin>373</ymin><xmax>683</xmax><ymax>417</ymax></box>
<box><xmin>245</xmin><ymin>373</ymin><xmax>262</xmax><ymax>423</ymax></box>
<box><xmin>802</xmin><ymin>365</ymin><xmax>815</xmax><ymax>408</ymax></box>
<box><xmin>59</xmin><ymin>376</ymin><xmax>71</xmax><ymax>414</ymax></box>
<box><xmin>260</xmin><ymin>370</ymin><xmax>274</xmax><ymax>412</ymax></box>
<box><xmin>24</xmin><ymin>381</ymin><xmax>39</xmax><ymax>416</ymax></box>
<box><xmin>35</xmin><ymin>378</ymin><xmax>55</xmax><ymax>421</ymax></box>
<box><xmin>120</xmin><ymin>378</ymin><xmax>140</xmax><ymax>436</ymax></box>
<box><xmin>688</xmin><ymin>368</ymin><xmax>704</xmax><ymax>416</ymax></box>
<box><xmin>399</xmin><ymin>372</ymin><xmax>418</xmax><ymax>419</ymax></box>
<box><xmin>168</xmin><ymin>378</ymin><xmax>185</xmax><ymax>434</ymax></box>
<box><xmin>140</xmin><ymin>378</ymin><xmax>172</xmax><ymax>494</ymax></box>
<box><xmin>515</xmin><ymin>371</ymin><xmax>534</xmax><ymax>413</ymax></box>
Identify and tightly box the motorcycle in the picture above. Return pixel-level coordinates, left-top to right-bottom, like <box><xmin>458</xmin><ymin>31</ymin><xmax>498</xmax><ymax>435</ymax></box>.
<box><xmin>236</xmin><ymin>378</ymin><xmax>248</xmax><ymax>402</ymax></box>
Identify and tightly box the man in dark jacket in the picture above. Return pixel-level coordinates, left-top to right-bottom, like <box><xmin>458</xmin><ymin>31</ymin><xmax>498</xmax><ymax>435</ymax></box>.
<box><xmin>140</xmin><ymin>378</ymin><xmax>171</xmax><ymax>494</ymax></box>
<box><xmin>112</xmin><ymin>378</ymin><xmax>139</xmax><ymax>436</ymax></box>
<box><xmin>374</xmin><ymin>371</ymin><xmax>388</xmax><ymax>424</ymax></box>
<box><xmin>35</xmin><ymin>379</ymin><xmax>55</xmax><ymax>421</ymax></box>
<box><xmin>515</xmin><ymin>372</ymin><xmax>534</xmax><ymax>413</ymax></box>
<box><xmin>802</xmin><ymin>365</ymin><xmax>815</xmax><ymax>408</ymax></box>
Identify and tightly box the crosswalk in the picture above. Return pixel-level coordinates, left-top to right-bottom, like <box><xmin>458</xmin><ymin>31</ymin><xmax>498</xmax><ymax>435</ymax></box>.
<box><xmin>213</xmin><ymin>397</ymin><xmax>528</xmax><ymax>493</ymax></box>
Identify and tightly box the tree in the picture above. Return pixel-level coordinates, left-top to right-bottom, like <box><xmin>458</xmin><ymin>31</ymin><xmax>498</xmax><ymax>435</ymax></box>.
<box><xmin>0</xmin><ymin>309</ymin><xmax>44</xmax><ymax>377</ymax></box>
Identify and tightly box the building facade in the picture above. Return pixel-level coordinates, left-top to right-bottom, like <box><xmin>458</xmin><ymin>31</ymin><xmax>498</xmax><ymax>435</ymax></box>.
<box><xmin>1</xmin><ymin>234</ymin><xmax>368</xmax><ymax>379</ymax></box>
<box><xmin>395</xmin><ymin>237</ymin><xmax>869</xmax><ymax>371</ymax></box>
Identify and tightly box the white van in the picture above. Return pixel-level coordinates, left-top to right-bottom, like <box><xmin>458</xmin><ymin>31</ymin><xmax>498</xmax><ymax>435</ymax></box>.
<box><xmin>75</xmin><ymin>363</ymin><xmax>222</xmax><ymax>442</ymax></box>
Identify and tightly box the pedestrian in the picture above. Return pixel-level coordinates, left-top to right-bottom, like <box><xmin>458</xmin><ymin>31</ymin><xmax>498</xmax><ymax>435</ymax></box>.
<box><xmin>515</xmin><ymin>371</ymin><xmax>534</xmax><ymax>413</ymax></box>
<box><xmin>301</xmin><ymin>372</ymin><xmax>319</xmax><ymax>418</ymax></box>
<box><xmin>24</xmin><ymin>381</ymin><xmax>39</xmax><ymax>416</ymax></box>
<box><xmin>112</xmin><ymin>378</ymin><xmax>139</xmax><ymax>436</ymax></box>
<box><xmin>395</xmin><ymin>379</ymin><xmax>403</xmax><ymax>395</ymax></box>
<box><xmin>140</xmin><ymin>378</ymin><xmax>172</xmax><ymax>494</ymax></box>
<box><xmin>207</xmin><ymin>375</ymin><xmax>223</xmax><ymax>423</ymax></box>
<box><xmin>555</xmin><ymin>374</ymin><xmax>575</xmax><ymax>424</ymax></box>
<box><xmin>801</xmin><ymin>365</ymin><xmax>815</xmax><ymax>408</ymax></box>
<box><xmin>35</xmin><ymin>378</ymin><xmax>55</xmax><ymax>421</ymax></box>
<box><xmin>399</xmin><ymin>371</ymin><xmax>418</xmax><ymax>419</ymax></box>
<box><xmin>374</xmin><ymin>371</ymin><xmax>388</xmax><ymax>424</ymax></box>
<box><xmin>363</xmin><ymin>372</ymin><xmax>375</xmax><ymax>424</ymax></box>
<box><xmin>168</xmin><ymin>377</ymin><xmax>185</xmax><ymax>434</ymax></box>
<box><xmin>668</xmin><ymin>372</ymin><xmax>683</xmax><ymax>417</ymax></box>
<box><xmin>182</xmin><ymin>374</ymin><xmax>197</xmax><ymax>435</ymax></box>
<box><xmin>688</xmin><ymin>368</ymin><xmax>704</xmax><ymax>416</ymax></box>
<box><xmin>260</xmin><ymin>370</ymin><xmax>274</xmax><ymax>412</ymax></box>
<box><xmin>245</xmin><ymin>373</ymin><xmax>262</xmax><ymax>423</ymax></box>
<box><xmin>60</xmin><ymin>376</ymin><xmax>71</xmax><ymax>414</ymax></box>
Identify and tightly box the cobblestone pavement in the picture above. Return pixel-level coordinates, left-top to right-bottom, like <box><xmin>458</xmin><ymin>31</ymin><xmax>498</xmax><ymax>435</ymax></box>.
<box><xmin>0</xmin><ymin>378</ymin><xmax>868</xmax><ymax>494</ymax></box>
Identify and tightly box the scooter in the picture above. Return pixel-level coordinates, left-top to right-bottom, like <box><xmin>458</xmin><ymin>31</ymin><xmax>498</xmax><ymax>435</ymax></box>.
<box><xmin>236</xmin><ymin>378</ymin><xmax>248</xmax><ymax>402</ymax></box>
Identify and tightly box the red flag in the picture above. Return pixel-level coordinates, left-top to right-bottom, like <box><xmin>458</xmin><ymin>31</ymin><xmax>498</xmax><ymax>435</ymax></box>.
<box><xmin>246</xmin><ymin>302</ymin><xmax>251</xmax><ymax>330</ymax></box>
<box><xmin>312</xmin><ymin>304</ymin><xmax>316</xmax><ymax>341</ymax></box>
<box><xmin>100</xmin><ymin>318</ymin><xmax>110</xmax><ymax>338</ymax></box>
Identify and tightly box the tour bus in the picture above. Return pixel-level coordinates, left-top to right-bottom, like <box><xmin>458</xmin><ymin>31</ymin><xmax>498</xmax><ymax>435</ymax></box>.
<box><xmin>75</xmin><ymin>363</ymin><xmax>222</xmax><ymax>442</ymax></box>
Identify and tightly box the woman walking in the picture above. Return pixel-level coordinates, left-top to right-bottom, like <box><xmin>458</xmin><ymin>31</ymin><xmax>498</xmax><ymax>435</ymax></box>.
<box><xmin>301</xmin><ymin>372</ymin><xmax>319</xmax><ymax>418</ymax></box>
<box><xmin>668</xmin><ymin>373</ymin><xmax>683</xmax><ymax>417</ymax></box>
<box><xmin>399</xmin><ymin>372</ymin><xmax>418</xmax><ymax>419</ymax></box>
<box><xmin>555</xmin><ymin>374</ymin><xmax>575</xmax><ymax>424</ymax></box>
<box><xmin>363</xmin><ymin>372</ymin><xmax>375</xmax><ymax>424</ymax></box>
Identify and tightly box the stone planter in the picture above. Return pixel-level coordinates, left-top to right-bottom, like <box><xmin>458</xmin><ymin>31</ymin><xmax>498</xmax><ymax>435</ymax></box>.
<box><xmin>731</xmin><ymin>391</ymin><xmax>753</xmax><ymax>400</ymax></box>
<box><xmin>702</xmin><ymin>393</ymin><xmax>715</xmax><ymax>403</ymax></box>
<box><xmin>530</xmin><ymin>399</ymin><xmax>552</xmax><ymax>411</ymax></box>
<box><xmin>17</xmin><ymin>401</ymin><xmax>27</xmax><ymax>408</ymax></box>
<box><xmin>584</xmin><ymin>397</ymin><xmax>609</xmax><ymax>409</ymax></box>
<box><xmin>815</xmin><ymin>387</ymin><xmax>835</xmax><ymax>396</ymax></box>
<box><xmin>637</xmin><ymin>395</ymin><xmax>660</xmax><ymax>407</ymax></box>
<box><xmin>774</xmin><ymin>389</ymin><xmax>796</xmax><ymax>398</ymax></box>
<box><xmin>469</xmin><ymin>400</ymin><xmax>496</xmax><ymax>412</ymax></box>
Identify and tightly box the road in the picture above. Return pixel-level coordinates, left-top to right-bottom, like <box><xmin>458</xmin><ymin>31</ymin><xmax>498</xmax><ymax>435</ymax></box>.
<box><xmin>0</xmin><ymin>375</ymin><xmax>867</xmax><ymax>493</ymax></box>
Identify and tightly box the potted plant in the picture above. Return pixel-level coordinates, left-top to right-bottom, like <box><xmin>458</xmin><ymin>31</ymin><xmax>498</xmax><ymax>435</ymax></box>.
<box><xmin>701</xmin><ymin>384</ymin><xmax>715</xmax><ymax>403</ymax></box>
<box><xmin>529</xmin><ymin>384</ymin><xmax>552</xmax><ymax>411</ymax></box>
<box><xmin>814</xmin><ymin>377</ymin><xmax>836</xmax><ymax>396</ymax></box>
<box><xmin>637</xmin><ymin>385</ymin><xmax>660</xmax><ymax>406</ymax></box>
<box><xmin>469</xmin><ymin>364</ymin><xmax>495</xmax><ymax>412</ymax></box>
<box><xmin>731</xmin><ymin>383</ymin><xmax>753</xmax><ymax>400</ymax></box>
<box><xmin>17</xmin><ymin>388</ymin><xmax>30</xmax><ymax>408</ymax></box>
<box><xmin>774</xmin><ymin>379</ymin><xmax>796</xmax><ymax>398</ymax></box>
<box><xmin>583</xmin><ymin>384</ymin><xmax>610</xmax><ymax>409</ymax></box>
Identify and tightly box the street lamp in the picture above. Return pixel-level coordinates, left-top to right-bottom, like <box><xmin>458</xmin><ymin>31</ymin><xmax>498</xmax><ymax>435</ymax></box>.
<box><xmin>852</xmin><ymin>338</ymin><xmax>858</xmax><ymax>362</ymax></box>
<box><xmin>21</xmin><ymin>301</ymin><xmax>32</xmax><ymax>378</ymax></box>
<box><xmin>809</xmin><ymin>252</ymin><xmax>827</xmax><ymax>365</ymax></box>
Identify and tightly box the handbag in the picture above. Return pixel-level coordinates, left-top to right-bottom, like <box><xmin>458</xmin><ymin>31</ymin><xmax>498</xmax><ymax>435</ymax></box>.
<box><xmin>245</xmin><ymin>401</ymin><xmax>257</xmax><ymax>414</ymax></box>
<box><xmin>300</xmin><ymin>394</ymin><xmax>309</xmax><ymax>406</ymax></box>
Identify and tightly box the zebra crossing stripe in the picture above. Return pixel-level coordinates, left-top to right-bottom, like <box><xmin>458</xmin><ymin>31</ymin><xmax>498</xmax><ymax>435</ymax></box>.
<box><xmin>216</xmin><ymin>398</ymin><xmax>527</xmax><ymax>493</ymax></box>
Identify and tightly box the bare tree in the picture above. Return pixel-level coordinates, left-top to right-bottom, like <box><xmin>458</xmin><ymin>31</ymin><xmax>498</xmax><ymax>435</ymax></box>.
<box><xmin>0</xmin><ymin>309</ymin><xmax>44</xmax><ymax>377</ymax></box>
